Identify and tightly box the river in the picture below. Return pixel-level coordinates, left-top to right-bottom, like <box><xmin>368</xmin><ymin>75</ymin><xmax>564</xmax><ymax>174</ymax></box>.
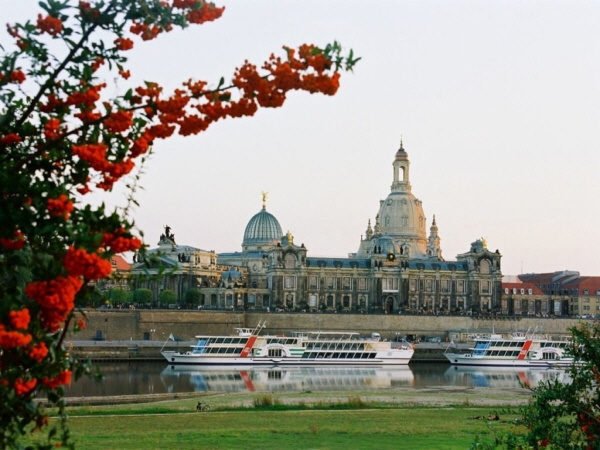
<box><xmin>64</xmin><ymin>362</ymin><xmax>569</xmax><ymax>398</ymax></box>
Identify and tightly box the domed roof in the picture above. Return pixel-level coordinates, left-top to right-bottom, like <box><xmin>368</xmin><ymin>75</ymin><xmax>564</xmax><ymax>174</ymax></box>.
<box><xmin>355</xmin><ymin>142</ymin><xmax>429</xmax><ymax>258</ymax></box>
<box><xmin>373</xmin><ymin>236</ymin><xmax>402</xmax><ymax>255</ymax></box>
<box><xmin>242</xmin><ymin>205</ymin><xmax>282</xmax><ymax>249</ymax></box>
<box><xmin>378</xmin><ymin>192</ymin><xmax>426</xmax><ymax>241</ymax></box>
<box><xmin>221</xmin><ymin>267</ymin><xmax>242</xmax><ymax>280</ymax></box>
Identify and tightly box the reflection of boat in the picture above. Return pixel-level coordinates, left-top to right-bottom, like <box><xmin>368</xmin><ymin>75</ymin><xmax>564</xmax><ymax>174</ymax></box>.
<box><xmin>162</xmin><ymin>322</ymin><xmax>414</xmax><ymax>366</ymax></box>
<box><xmin>443</xmin><ymin>365</ymin><xmax>570</xmax><ymax>389</ymax></box>
<box><xmin>444</xmin><ymin>332</ymin><xmax>575</xmax><ymax>367</ymax></box>
<box><xmin>160</xmin><ymin>365</ymin><xmax>415</xmax><ymax>392</ymax></box>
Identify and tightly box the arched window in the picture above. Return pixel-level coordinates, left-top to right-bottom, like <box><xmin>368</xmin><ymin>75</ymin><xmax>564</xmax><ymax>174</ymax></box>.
<box><xmin>284</xmin><ymin>254</ymin><xmax>296</xmax><ymax>269</ymax></box>
<box><xmin>343</xmin><ymin>295</ymin><xmax>350</xmax><ymax>308</ymax></box>
<box><xmin>327</xmin><ymin>295</ymin><xmax>334</xmax><ymax>308</ymax></box>
<box><xmin>480</xmin><ymin>259</ymin><xmax>491</xmax><ymax>274</ymax></box>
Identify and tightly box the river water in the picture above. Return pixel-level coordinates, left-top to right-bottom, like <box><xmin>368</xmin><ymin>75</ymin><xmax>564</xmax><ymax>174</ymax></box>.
<box><xmin>64</xmin><ymin>362</ymin><xmax>569</xmax><ymax>398</ymax></box>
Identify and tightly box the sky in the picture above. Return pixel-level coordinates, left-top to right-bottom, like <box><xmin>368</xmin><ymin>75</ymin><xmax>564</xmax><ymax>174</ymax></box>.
<box><xmin>4</xmin><ymin>1</ymin><xmax>600</xmax><ymax>277</ymax></box>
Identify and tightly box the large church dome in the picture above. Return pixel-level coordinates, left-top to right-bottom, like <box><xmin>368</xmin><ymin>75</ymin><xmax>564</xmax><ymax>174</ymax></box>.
<box><xmin>355</xmin><ymin>141</ymin><xmax>430</xmax><ymax>258</ymax></box>
<box><xmin>242</xmin><ymin>197</ymin><xmax>282</xmax><ymax>251</ymax></box>
<box><xmin>377</xmin><ymin>143</ymin><xmax>427</xmax><ymax>256</ymax></box>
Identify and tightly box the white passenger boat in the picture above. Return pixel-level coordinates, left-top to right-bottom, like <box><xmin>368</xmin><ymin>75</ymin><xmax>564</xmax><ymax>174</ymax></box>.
<box><xmin>161</xmin><ymin>322</ymin><xmax>414</xmax><ymax>366</ymax></box>
<box><xmin>443</xmin><ymin>332</ymin><xmax>575</xmax><ymax>367</ymax></box>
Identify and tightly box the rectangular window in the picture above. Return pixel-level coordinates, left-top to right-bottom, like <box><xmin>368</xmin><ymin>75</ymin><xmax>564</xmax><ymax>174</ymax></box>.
<box><xmin>441</xmin><ymin>280</ymin><xmax>449</xmax><ymax>292</ymax></box>
<box><xmin>284</xmin><ymin>276</ymin><xmax>295</xmax><ymax>289</ymax></box>
<box><xmin>504</xmin><ymin>288</ymin><xmax>509</xmax><ymax>294</ymax></box>
<box><xmin>358</xmin><ymin>278</ymin><xmax>367</xmax><ymax>290</ymax></box>
<box><xmin>309</xmin><ymin>276</ymin><xmax>319</xmax><ymax>289</ymax></box>
<box><xmin>457</xmin><ymin>281</ymin><xmax>464</xmax><ymax>293</ymax></box>
<box><xmin>482</xmin><ymin>281</ymin><xmax>490</xmax><ymax>294</ymax></box>
<box><xmin>425</xmin><ymin>278</ymin><xmax>433</xmax><ymax>292</ymax></box>
<box><xmin>528</xmin><ymin>289</ymin><xmax>533</xmax><ymax>295</ymax></box>
<box><xmin>326</xmin><ymin>277</ymin><xmax>335</xmax><ymax>290</ymax></box>
<box><xmin>409</xmin><ymin>279</ymin><xmax>417</xmax><ymax>292</ymax></box>
<box><xmin>382</xmin><ymin>277</ymin><xmax>399</xmax><ymax>292</ymax></box>
<box><xmin>342</xmin><ymin>277</ymin><xmax>351</xmax><ymax>290</ymax></box>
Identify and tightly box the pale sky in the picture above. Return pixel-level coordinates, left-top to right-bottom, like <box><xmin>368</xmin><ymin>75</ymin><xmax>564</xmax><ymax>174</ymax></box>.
<box><xmin>4</xmin><ymin>1</ymin><xmax>600</xmax><ymax>276</ymax></box>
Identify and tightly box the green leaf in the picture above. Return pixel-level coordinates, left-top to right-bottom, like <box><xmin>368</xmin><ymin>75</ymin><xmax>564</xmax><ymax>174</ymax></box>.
<box><xmin>38</xmin><ymin>1</ymin><xmax>51</xmax><ymax>13</ymax></box>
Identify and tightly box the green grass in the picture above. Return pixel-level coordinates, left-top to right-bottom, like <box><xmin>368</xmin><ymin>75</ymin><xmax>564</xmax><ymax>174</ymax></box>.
<box><xmin>24</xmin><ymin>391</ymin><xmax>528</xmax><ymax>449</ymax></box>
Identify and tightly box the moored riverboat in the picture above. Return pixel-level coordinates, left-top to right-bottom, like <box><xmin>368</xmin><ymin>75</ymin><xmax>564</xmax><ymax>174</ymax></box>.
<box><xmin>443</xmin><ymin>331</ymin><xmax>575</xmax><ymax>367</ymax></box>
<box><xmin>161</xmin><ymin>322</ymin><xmax>414</xmax><ymax>366</ymax></box>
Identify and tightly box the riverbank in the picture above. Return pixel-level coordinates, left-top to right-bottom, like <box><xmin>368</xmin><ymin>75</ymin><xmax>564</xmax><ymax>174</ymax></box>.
<box><xmin>80</xmin><ymin>310</ymin><xmax>581</xmax><ymax>343</ymax></box>
<box><xmin>30</xmin><ymin>389</ymin><xmax>529</xmax><ymax>449</ymax></box>
<box><xmin>60</xmin><ymin>383</ymin><xmax>531</xmax><ymax>407</ymax></box>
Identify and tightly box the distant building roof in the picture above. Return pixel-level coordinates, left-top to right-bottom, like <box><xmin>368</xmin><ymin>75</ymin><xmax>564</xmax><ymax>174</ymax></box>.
<box><xmin>305</xmin><ymin>258</ymin><xmax>371</xmax><ymax>269</ymax></box>
<box><xmin>562</xmin><ymin>276</ymin><xmax>600</xmax><ymax>292</ymax></box>
<box><xmin>502</xmin><ymin>282</ymin><xmax>544</xmax><ymax>295</ymax></box>
<box><xmin>111</xmin><ymin>255</ymin><xmax>130</xmax><ymax>272</ymax></box>
<box><xmin>243</xmin><ymin>206</ymin><xmax>282</xmax><ymax>247</ymax></box>
<box><xmin>519</xmin><ymin>271</ymin><xmax>580</xmax><ymax>285</ymax></box>
<box><xmin>408</xmin><ymin>260</ymin><xmax>468</xmax><ymax>271</ymax></box>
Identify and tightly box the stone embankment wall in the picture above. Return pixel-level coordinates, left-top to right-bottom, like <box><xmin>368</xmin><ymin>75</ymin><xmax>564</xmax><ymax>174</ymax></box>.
<box><xmin>82</xmin><ymin>310</ymin><xmax>582</xmax><ymax>342</ymax></box>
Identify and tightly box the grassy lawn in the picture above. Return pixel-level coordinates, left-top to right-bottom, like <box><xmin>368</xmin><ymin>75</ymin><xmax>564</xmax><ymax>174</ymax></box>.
<box><xmin>24</xmin><ymin>390</ymin><xmax>528</xmax><ymax>449</ymax></box>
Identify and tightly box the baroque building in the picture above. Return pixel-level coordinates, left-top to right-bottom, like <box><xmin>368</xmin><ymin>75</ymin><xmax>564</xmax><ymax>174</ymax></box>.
<box><xmin>131</xmin><ymin>142</ymin><xmax>503</xmax><ymax>314</ymax></box>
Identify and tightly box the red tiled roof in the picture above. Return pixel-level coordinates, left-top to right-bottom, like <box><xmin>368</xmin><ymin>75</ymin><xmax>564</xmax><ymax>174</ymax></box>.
<box><xmin>562</xmin><ymin>276</ymin><xmax>600</xmax><ymax>291</ymax></box>
<box><xmin>501</xmin><ymin>282</ymin><xmax>544</xmax><ymax>295</ymax></box>
<box><xmin>110</xmin><ymin>255</ymin><xmax>131</xmax><ymax>272</ymax></box>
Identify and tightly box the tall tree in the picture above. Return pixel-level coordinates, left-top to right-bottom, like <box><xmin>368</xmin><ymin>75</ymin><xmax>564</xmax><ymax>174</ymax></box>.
<box><xmin>0</xmin><ymin>1</ymin><xmax>358</xmax><ymax>447</ymax></box>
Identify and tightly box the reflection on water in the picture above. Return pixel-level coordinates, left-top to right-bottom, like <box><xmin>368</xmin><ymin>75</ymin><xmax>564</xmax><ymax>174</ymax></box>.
<box><xmin>64</xmin><ymin>362</ymin><xmax>571</xmax><ymax>398</ymax></box>
<box><xmin>444</xmin><ymin>365</ymin><xmax>571</xmax><ymax>389</ymax></box>
<box><xmin>161</xmin><ymin>365</ymin><xmax>415</xmax><ymax>393</ymax></box>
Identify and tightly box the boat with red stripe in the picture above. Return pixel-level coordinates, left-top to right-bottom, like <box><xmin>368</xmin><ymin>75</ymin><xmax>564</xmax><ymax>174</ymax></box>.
<box><xmin>162</xmin><ymin>321</ymin><xmax>414</xmax><ymax>366</ymax></box>
<box><xmin>443</xmin><ymin>330</ymin><xmax>575</xmax><ymax>367</ymax></box>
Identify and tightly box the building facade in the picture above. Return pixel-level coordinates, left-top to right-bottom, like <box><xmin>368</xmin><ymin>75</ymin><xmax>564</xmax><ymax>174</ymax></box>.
<box><xmin>511</xmin><ymin>272</ymin><xmax>600</xmax><ymax>318</ymax></box>
<box><xmin>131</xmin><ymin>142</ymin><xmax>504</xmax><ymax>314</ymax></box>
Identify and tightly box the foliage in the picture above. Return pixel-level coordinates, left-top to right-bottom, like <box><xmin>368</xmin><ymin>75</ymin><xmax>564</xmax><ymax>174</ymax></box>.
<box><xmin>474</xmin><ymin>322</ymin><xmax>600</xmax><ymax>449</ymax></box>
<box><xmin>132</xmin><ymin>288</ymin><xmax>153</xmax><ymax>304</ymax></box>
<box><xmin>158</xmin><ymin>289</ymin><xmax>177</xmax><ymax>305</ymax></box>
<box><xmin>0</xmin><ymin>0</ymin><xmax>357</xmax><ymax>447</ymax></box>
<box><xmin>184</xmin><ymin>288</ymin><xmax>201</xmax><ymax>306</ymax></box>
<box><xmin>104</xmin><ymin>288</ymin><xmax>131</xmax><ymax>305</ymax></box>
